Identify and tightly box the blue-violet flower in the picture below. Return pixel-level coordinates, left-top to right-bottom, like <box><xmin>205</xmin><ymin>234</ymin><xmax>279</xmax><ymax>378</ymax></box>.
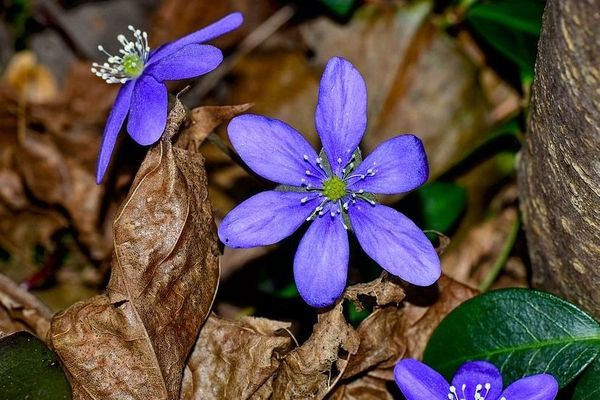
<box><xmin>218</xmin><ymin>57</ymin><xmax>441</xmax><ymax>307</ymax></box>
<box><xmin>394</xmin><ymin>358</ymin><xmax>558</xmax><ymax>400</ymax></box>
<box><xmin>92</xmin><ymin>12</ymin><xmax>243</xmax><ymax>183</ymax></box>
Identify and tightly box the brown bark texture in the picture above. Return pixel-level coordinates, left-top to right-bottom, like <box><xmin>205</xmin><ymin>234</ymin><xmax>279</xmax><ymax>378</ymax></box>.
<box><xmin>518</xmin><ymin>0</ymin><xmax>600</xmax><ymax>318</ymax></box>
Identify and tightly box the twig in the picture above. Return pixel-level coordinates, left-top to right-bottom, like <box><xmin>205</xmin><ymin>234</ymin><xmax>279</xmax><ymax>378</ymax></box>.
<box><xmin>478</xmin><ymin>216</ymin><xmax>521</xmax><ymax>292</ymax></box>
<box><xmin>0</xmin><ymin>272</ymin><xmax>53</xmax><ymax>339</ymax></box>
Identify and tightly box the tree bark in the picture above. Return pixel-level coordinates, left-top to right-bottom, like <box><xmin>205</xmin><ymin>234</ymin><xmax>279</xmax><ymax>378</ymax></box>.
<box><xmin>518</xmin><ymin>0</ymin><xmax>600</xmax><ymax>318</ymax></box>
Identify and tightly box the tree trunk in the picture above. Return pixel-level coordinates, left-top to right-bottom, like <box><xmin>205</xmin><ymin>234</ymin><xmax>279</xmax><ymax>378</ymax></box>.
<box><xmin>518</xmin><ymin>0</ymin><xmax>600</xmax><ymax>318</ymax></box>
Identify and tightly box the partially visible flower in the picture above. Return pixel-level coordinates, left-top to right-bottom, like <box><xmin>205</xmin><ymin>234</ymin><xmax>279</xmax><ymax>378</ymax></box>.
<box><xmin>218</xmin><ymin>57</ymin><xmax>441</xmax><ymax>308</ymax></box>
<box><xmin>394</xmin><ymin>358</ymin><xmax>558</xmax><ymax>400</ymax></box>
<box><xmin>92</xmin><ymin>12</ymin><xmax>243</xmax><ymax>183</ymax></box>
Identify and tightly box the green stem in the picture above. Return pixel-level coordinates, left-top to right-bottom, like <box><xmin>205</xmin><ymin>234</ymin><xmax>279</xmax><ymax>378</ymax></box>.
<box><xmin>479</xmin><ymin>215</ymin><xmax>521</xmax><ymax>292</ymax></box>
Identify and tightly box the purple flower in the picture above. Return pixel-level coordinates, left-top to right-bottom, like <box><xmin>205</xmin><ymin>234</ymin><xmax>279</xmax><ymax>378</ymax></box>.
<box><xmin>394</xmin><ymin>359</ymin><xmax>558</xmax><ymax>400</ymax></box>
<box><xmin>92</xmin><ymin>13</ymin><xmax>243</xmax><ymax>183</ymax></box>
<box><xmin>217</xmin><ymin>57</ymin><xmax>441</xmax><ymax>307</ymax></box>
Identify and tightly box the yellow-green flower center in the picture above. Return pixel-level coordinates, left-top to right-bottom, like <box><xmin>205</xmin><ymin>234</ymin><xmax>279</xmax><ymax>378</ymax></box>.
<box><xmin>122</xmin><ymin>54</ymin><xmax>144</xmax><ymax>77</ymax></box>
<box><xmin>323</xmin><ymin>176</ymin><xmax>347</xmax><ymax>201</ymax></box>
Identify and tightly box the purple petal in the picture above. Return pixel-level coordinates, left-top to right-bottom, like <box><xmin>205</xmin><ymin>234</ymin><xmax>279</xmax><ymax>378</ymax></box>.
<box><xmin>218</xmin><ymin>191</ymin><xmax>320</xmax><ymax>248</ymax></box>
<box><xmin>394</xmin><ymin>359</ymin><xmax>450</xmax><ymax>400</ymax></box>
<box><xmin>293</xmin><ymin>212</ymin><xmax>348</xmax><ymax>307</ymax></box>
<box><xmin>126</xmin><ymin>75</ymin><xmax>167</xmax><ymax>145</ymax></box>
<box><xmin>228</xmin><ymin>114</ymin><xmax>325</xmax><ymax>187</ymax></box>
<box><xmin>145</xmin><ymin>44</ymin><xmax>223</xmax><ymax>82</ymax></box>
<box><xmin>96</xmin><ymin>81</ymin><xmax>135</xmax><ymax>184</ymax></box>
<box><xmin>348</xmin><ymin>202</ymin><xmax>440</xmax><ymax>286</ymax></box>
<box><xmin>148</xmin><ymin>12</ymin><xmax>243</xmax><ymax>63</ymax></box>
<box><xmin>451</xmin><ymin>361</ymin><xmax>503</xmax><ymax>400</ymax></box>
<box><xmin>315</xmin><ymin>57</ymin><xmax>367</xmax><ymax>175</ymax></box>
<box><xmin>347</xmin><ymin>135</ymin><xmax>429</xmax><ymax>194</ymax></box>
<box><xmin>500</xmin><ymin>374</ymin><xmax>558</xmax><ymax>400</ymax></box>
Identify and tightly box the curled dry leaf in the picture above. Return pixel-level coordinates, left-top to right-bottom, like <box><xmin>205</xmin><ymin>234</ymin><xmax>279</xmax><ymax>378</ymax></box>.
<box><xmin>334</xmin><ymin>275</ymin><xmax>476</xmax><ymax>398</ymax></box>
<box><xmin>49</xmin><ymin>100</ymin><xmax>220</xmax><ymax>400</ymax></box>
<box><xmin>180</xmin><ymin>315</ymin><xmax>293</xmax><ymax>400</ymax></box>
<box><xmin>343</xmin><ymin>273</ymin><xmax>405</xmax><ymax>311</ymax></box>
<box><xmin>342</xmin><ymin>307</ymin><xmax>405</xmax><ymax>379</ymax></box>
<box><xmin>272</xmin><ymin>302</ymin><xmax>360</xmax><ymax>400</ymax></box>
<box><xmin>0</xmin><ymin>273</ymin><xmax>53</xmax><ymax>339</ymax></box>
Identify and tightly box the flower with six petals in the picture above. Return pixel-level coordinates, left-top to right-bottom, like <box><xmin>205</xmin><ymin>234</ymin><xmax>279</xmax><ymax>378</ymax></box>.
<box><xmin>394</xmin><ymin>358</ymin><xmax>558</xmax><ymax>400</ymax></box>
<box><xmin>218</xmin><ymin>57</ymin><xmax>441</xmax><ymax>307</ymax></box>
<box><xmin>92</xmin><ymin>12</ymin><xmax>243</xmax><ymax>183</ymax></box>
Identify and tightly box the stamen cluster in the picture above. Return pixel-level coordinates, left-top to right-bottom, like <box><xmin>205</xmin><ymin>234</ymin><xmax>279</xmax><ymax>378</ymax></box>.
<box><xmin>300</xmin><ymin>152</ymin><xmax>378</xmax><ymax>226</ymax></box>
<box><xmin>91</xmin><ymin>26</ymin><xmax>150</xmax><ymax>84</ymax></box>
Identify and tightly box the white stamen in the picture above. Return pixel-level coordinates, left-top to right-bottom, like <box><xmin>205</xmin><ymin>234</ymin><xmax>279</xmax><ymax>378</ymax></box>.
<box><xmin>303</xmin><ymin>154</ymin><xmax>309</xmax><ymax>161</ymax></box>
<box><xmin>305</xmin><ymin>170</ymin><xmax>311</xmax><ymax>176</ymax></box>
<box><xmin>337</xmin><ymin>157</ymin><xmax>342</xmax><ymax>164</ymax></box>
<box><xmin>447</xmin><ymin>381</ymin><xmax>494</xmax><ymax>400</ymax></box>
<box><xmin>301</xmin><ymin>197</ymin><xmax>309</xmax><ymax>204</ymax></box>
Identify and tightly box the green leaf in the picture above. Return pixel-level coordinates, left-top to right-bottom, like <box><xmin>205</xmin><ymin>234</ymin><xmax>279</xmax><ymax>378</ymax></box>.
<box><xmin>319</xmin><ymin>0</ymin><xmax>356</xmax><ymax>16</ymax></box>
<box><xmin>573</xmin><ymin>356</ymin><xmax>600</xmax><ymax>400</ymax></box>
<box><xmin>0</xmin><ymin>331</ymin><xmax>71</xmax><ymax>400</ymax></box>
<box><xmin>466</xmin><ymin>0</ymin><xmax>545</xmax><ymax>78</ymax></box>
<box><xmin>415</xmin><ymin>182</ymin><xmax>467</xmax><ymax>233</ymax></box>
<box><xmin>274</xmin><ymin>282</ymin><xmax>299</xmax><ymax>299</ymax></box>
<box><xmin>345</xmin><ymin>300</ymin><xmax>371</xmax><ymax>327</ymax></box>
<box><xmin>423</xmin><ymin>289</ymin><xmax>600</xmax><ymax>388</ymax></box>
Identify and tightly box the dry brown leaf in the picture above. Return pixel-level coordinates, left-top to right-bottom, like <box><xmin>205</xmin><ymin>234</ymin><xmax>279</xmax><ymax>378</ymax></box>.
<box><xmin>272</xmin><ymin>302</ymin><xmax>360</xmax><ymax>400</ymax></box>
<box><xmin>338</xmin><ymin>275</ymin><xmax>476</xmax><ymax>390</ymax></box>
<box><xmin>49</xmin><ymin>100</ymin><xmax>220</xmax><ymax>400</ymax></box>
<box><xmin>15</xmin><ymin>130</ymin><xmax>110</xmax><ymax>260</ymax></box>
<box><xmin>343</xmin><ymin>273</ymin><xmax>405</xmax><ymax>311</ymax></box>
<box><xmin>342</xmin><ymin>307</ymin><xmax>405</xmax><ymax>380</ymax></box>
<box><xmin>180</xmin><ymin>314</ymin><xmax>293</xmax><ymax>400</ymax></box>
<box><xmin>328</xmin><ymin>375</ymin><xmax>392</xmax><ymax>400</ymax></box>
<box><xmin>0</xmin><ymin>273</ymin><xmax>53</xmax><ymax>339</ymax></box>
<box><xmin>399</xmin><ymin>275</ymin><xmax>478</xmax><ymax>361</ymax></box>
<box><xmin>177</xmin><ymin>103</ymin><xmax>252</xmax><ymax>151</ymax></box>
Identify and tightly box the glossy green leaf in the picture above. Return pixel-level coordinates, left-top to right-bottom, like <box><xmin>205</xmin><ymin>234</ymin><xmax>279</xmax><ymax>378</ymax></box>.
<box><xmin>0</xmin><ymin>331</ymin><xmax>71</xmax><ymax>399</ymax></box>
<box><xmin>319</xmin><ymin>0</ymin><xmax>356</xmax><ymax>16</ymax></box>
<box><xmin>415</xmin><ymin>182</ymin><xmax>467</xmax><ymax>233</ymax></box>
<box><xmin>423</xmin><ymin>289</ymin><xmax>600</xmax><ymax>387</ymax></box>
<box><xmin>466</xmin><ymin>0</ymin><xmax>545</xmax><ymax>78</ymax></box>
<box><xmin>573</xmin><ymin>356</ymin><xmax>600</xmax><ymax>400</ymax></box>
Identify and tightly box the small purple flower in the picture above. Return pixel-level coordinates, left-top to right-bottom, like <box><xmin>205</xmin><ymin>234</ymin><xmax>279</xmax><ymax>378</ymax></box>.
<box><xmin>218</xmin><ymin>57</ymin><xmax>441</xmax><ymax>307</ymax></box>
<box><xmin>394</xmin><ymin>359</ymin><xmax>558</xmax><ymax>400</ymax></box>
<box><xmin>92</xmin><ymin>12</ymin><xmax>243</xmax><ymax>183</ymax></box>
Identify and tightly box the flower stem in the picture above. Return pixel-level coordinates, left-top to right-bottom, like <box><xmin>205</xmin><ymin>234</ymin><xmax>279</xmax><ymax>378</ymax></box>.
<box><xmin>478</xmin><ymin>215</ymin><xmax>521</xmax><ymax>292</ymax></box>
